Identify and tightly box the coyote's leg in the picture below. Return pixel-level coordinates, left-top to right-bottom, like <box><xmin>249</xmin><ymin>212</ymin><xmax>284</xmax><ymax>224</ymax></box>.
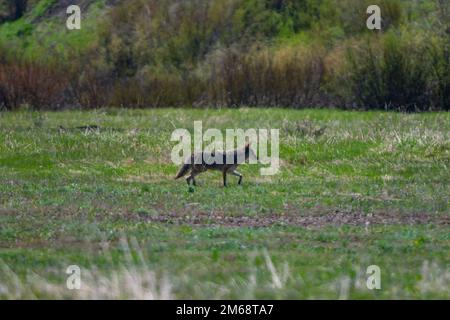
<box><xmin>230</xmin><ymin>170</ymin><xmax>243</xmax><ymax>185</ymax></box>
<box><xmin>187</xmin><ymin>170</ymin><xmax>199</xmax><ymax>186</ymax></box>
<box><xmin>223</xmin><ymin>171</ymin><xmax>227</xmax><ymax>187</ymax></box>
<box><xmin>186</xmin><ymin>176</ymin><xmax>198</xmax><ymax>186</ymax></box>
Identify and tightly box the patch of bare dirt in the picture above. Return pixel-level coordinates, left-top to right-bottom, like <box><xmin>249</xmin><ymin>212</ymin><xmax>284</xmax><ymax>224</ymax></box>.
<box><xmin>141</xmin><ymin>208</ymin><xmax>450</xmax><ymax>228</ymax></box>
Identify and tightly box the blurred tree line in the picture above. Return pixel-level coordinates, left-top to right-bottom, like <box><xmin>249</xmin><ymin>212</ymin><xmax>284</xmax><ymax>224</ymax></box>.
<box><xmin>0</xmin><ymin>0</ymin><xmax>449</xmax><ymax>111</ymax></box>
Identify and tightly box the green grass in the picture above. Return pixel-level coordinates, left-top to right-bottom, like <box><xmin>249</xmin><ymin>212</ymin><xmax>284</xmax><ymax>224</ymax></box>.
<box><xmin>0</xmin><ymin>108</ymin><xmax>449</xmax><ymax>299</ymax></box>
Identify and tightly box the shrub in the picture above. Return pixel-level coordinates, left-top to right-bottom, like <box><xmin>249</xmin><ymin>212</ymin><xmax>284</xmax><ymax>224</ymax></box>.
<box><xmin>0</xmin><ymin>59</ymin><xmax>68</xmax><ymax>110</ymax></box>
<box><xmin>207</xmin><ymin>44</ymin><xmax>326</xmax><ymax>107</ymax></box>
<box><xmin>428</xmin><ymin>37</ymin><xmax>450</xmax><ymax>110</ymax></box>
<box><xmin>345</xmin><ymin>32</ymin><xmax>431</xmax><ymax>111</ymax></box>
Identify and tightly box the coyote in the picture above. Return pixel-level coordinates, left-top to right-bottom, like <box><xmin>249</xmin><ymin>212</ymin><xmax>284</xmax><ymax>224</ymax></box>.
<box><xmin>175</xmin><ymin>143</ymin><xmax>257</xmax><ymax>187</ymax></box>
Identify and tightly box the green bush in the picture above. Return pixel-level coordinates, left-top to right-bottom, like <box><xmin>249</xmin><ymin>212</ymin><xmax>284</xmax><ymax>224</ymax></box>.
<box><xmin>428</xmin><ymin>36</ymin><xmax>450</xmax><ymax>110</ymax></box>
<box><xmin>345</xmin><ymin>32</ymin><xmax>431</xmax><ymax>111</ymax></box>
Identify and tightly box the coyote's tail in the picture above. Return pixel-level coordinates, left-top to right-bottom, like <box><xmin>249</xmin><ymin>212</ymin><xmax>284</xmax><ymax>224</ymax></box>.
<box><xmin>175</xmin><ymin>164</ymin><xmax>190</xmax><ymax>179</ymax></box>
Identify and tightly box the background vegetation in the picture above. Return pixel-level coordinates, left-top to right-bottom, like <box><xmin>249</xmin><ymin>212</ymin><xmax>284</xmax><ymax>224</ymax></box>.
<box><xmin>0</xmin><ymin>0</ymin><xmax>449</xmax><ymax>110</ymax></box>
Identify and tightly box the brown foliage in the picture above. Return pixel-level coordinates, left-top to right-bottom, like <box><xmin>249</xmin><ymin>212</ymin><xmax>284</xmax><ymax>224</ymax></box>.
<box><xmin>0</xmin><ymin>60</ymin><xmax>68</xmax><ymax>110</ymax></box>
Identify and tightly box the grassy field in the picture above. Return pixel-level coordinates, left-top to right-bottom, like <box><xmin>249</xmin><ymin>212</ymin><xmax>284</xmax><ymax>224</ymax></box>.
<box><xmin>0</xmin><ymin>108</ymin><xmax>449</xmax><ymax>299</ymax></box>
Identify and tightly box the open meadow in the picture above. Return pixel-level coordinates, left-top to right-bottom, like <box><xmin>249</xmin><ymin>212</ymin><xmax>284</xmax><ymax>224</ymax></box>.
<box><xmin>0</xmin><ymin>108</ymin><xmax>449</xmax><ymax>299</ymax></box>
